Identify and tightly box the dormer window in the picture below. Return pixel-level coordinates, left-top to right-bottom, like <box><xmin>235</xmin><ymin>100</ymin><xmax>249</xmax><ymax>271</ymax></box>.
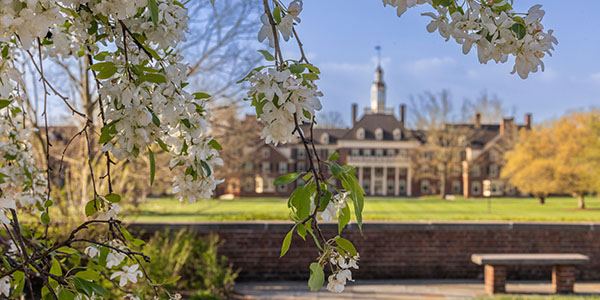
<box><xmin>375</xmin><ymin>128</ymin><xmax>383</xmax><ymax>140</ymax></box>
<box><xmin>356</xmin><ymin>128</ymin><xmax>365</xmax><ymax>140</ymax></box>
<box><xmin>393</xmin><ymin>128</ymin><xmax>401</xmax><ymax>140</ymax></box>
<box><xmin>321</xmin><ymin>133</ymin><xmax>329</xmax><ymax>144</ymax></box>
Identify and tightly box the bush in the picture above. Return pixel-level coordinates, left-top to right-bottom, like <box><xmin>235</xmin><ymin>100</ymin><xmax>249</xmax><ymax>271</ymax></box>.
<box><xmin>142</xmin><ymin>229</ymin><xmax>239</xmax><ymax>299</ymax></box>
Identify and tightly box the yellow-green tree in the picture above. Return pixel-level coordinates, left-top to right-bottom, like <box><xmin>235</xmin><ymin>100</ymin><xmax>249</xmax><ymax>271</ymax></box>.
<box><xmin>502</xmin><ymin>127</ymin><xmax>557</xmax><ymax>204</ymax></box>
<box><xmin>504</xmin><ymin>112</ymin><xmax>600</xmax><ymax>208</ymax></box>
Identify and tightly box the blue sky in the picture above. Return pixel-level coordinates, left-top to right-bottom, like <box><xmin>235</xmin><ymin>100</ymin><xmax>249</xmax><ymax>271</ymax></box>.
<box><xmin>278</xmin><ymin>1</ymin><xmax>600</xmax><ymax>126</ymax></box>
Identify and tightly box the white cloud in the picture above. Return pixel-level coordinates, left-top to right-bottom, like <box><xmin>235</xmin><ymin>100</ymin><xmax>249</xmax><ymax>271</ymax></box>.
<box><xmin>589</xmin><ymin>72</ymin><xmax>600</xmax><ymax>85</ymax></box>
<box><xmin>320</xmin><ymin>56</ymin><xmax>391</xmax><ymax>73</ymax></box>
<box><xmin>405</xmin><ymin>56</ymin><xmax>456</xmax><ymax>77</ymax></box>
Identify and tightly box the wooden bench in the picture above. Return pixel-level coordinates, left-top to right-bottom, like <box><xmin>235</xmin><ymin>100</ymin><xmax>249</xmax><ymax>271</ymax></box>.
<box><xmin>471</xmin><ymin>253</ymin><xmax>589</xmax><ymax>294</ymax></box>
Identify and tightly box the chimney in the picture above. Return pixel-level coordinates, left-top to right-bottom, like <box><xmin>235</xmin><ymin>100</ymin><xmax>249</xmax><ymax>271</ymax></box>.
<box><xmin>525</xmin><ymin>113</ymin><xmax>532</xmax><ymax>129</ymax></box>
<box><xmin>474</xmin><ymin>113</ymin><xmax>481</xmax><ymax>128</ymax></box>
<box><xmin>500</xmin><ymin>117</ymin><xmax>514</xmax><ymax>135</ymax></box>
<box><xmin>400</xmin><ymin>104</ymin><xmax>406</xmax><ymax>127</ymax></box>
<box><xmin>352</xmin><ymin>103</ymin><xmax>358</xmax><ymax>126</ymax></box>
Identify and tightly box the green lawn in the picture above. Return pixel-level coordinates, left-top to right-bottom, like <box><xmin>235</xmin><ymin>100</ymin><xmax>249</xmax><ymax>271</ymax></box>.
<box><xmin>480</xmin><ymin>296</ymin><xmax>600</xmax><ymax>300</ymax></box>
<box><xmin>121</xmin><ymin>196</ymin><xmax>600</xmax><ymax>223</ymax></box>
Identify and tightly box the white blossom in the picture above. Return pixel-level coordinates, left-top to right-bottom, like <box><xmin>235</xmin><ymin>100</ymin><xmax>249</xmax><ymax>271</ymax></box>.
<box><xmin>0</xmin><ymin>276</ymin><xmax>9</xmax><ymax>297</ymax></box>
<box><xmin>85</xmin><ymin>246</ymin><xmax>100</xmax><ymax>258</ymax></box>
<box><xmin>110</xmin><ymin>264</ymin><xmax>143</xmax><ymax>287</ymax></box>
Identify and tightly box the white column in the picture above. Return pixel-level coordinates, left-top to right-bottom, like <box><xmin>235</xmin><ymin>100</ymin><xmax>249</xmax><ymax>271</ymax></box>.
<box><xmin>370</xmin><ymin>166</ymin><xmax>375</xmax><ymax>196</ymax></box>
<box><xmin>382</xmin><ymin>166</ymin><xmax>387</xmax><ymax>196</ymax></box>
<box><xmin>407</xmin><ymin>167</ymin><xmax>412</xmax><ymax>196</ymax></box>
<box><xmin>394</xmin><ymin>167</ymin><xmax>400</xmax><ymax>196</ymax></box>
<box><xmin>358</xmin><ymin>166</ymin><xmax>364</xmax><ymax>186</ymax></box>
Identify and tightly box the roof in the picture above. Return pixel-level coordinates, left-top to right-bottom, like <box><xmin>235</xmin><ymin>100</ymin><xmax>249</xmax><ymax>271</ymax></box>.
<box><xmin>341</xmin><ymin>113</ymin><xmax>405</xmax><ymax>141</ymax></box>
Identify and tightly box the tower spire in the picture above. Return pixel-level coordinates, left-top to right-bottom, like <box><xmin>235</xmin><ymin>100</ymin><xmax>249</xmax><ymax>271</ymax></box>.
<box><xmin>370</xmin><ymin>46</ymin><xmax>386</xmax><ymax>114</ymax></box>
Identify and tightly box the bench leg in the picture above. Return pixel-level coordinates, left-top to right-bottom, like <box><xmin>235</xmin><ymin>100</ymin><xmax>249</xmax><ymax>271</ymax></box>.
<box><xmin>553</xmin><ymin>265</ymin><xmax>576</xmax><ymax>294</ymax></box>
<box><xmin>484</xmin><ymin>265</ymin><xmax>506</xmax><ymax>294</ymax></box>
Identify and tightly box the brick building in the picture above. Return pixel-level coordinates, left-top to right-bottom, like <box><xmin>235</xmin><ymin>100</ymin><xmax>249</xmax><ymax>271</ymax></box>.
<box><xmin>221</xmin><ymin>65</ymin><xmax>531</xmax><ymax>198</ymax></box>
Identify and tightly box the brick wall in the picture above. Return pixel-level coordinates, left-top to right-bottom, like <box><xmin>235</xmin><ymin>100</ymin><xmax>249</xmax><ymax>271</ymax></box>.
<box><xmin>129</xmin><ymin>221</ymin><xmax>600</xmax><ymax>281</ymax></box>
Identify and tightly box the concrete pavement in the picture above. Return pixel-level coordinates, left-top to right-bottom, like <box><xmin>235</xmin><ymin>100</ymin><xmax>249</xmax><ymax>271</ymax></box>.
<box><xmin>235</xmin><ymin>279</ymin><xmax>600</xmax><ymax>299</ymax></box>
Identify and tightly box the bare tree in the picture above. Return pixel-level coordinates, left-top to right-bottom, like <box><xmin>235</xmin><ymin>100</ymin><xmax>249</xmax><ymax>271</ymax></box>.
<box><xmin>316</xmin><ymin>111</ymin><xmax>347</xmax><ymax>129</ymax></box>
<box><xmin>409</xmin><ymin>90</ymin><xmax>472</xmax><ymax>199</ymax></box>
<box><xmin>461</xmin><ymin>90</ymin><xmax>515</xmax><ymax>123</ymax></box>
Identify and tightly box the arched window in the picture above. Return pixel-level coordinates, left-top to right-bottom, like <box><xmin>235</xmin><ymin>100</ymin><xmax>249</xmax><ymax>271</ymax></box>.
<box><xmin>393</xmin><ymin>128</ymin><xmax>401</xmax><ymax>140</ymax></box>
<box><xmin>321</xmin><ymin>133</ymin><xmax>329</xmax><ymax>144</ymax></box>
<box><xmin>356</xmin><ymin>128</ymin><xmax>365</xmax><ymax>140</ymax></box>
<box><xmin>375</xmin><ymin>128</ymin><xmax>383</xmax><ymax>140</ymax></box>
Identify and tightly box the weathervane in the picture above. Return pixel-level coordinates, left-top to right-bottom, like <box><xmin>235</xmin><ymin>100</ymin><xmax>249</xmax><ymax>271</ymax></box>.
<box><xmin>375</xmin><ymin>45</ymin><xmax>381</xmax><ymax>67</ymax></box>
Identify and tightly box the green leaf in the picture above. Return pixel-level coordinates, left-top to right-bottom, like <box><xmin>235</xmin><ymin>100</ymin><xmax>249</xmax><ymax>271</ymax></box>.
<box><xmin>41</xmin><ymin>212</ymin><xmax>50</xmax><ymax>225</ymax></box>
<box><xmin>289</xmin><ymin>64</ymin><xmax>305</xmax><ymax>74</ymax></box>
<box><xmin>290</xmin><ymin>185</ymin><xmax>311</xmax><ymax>220</ymax></box>
<box><xmin>274</xmin><ymin>172</ymin><xmax>302</xmax><ymax>186</ymax></box>
<box><xmin>258</xmin><ymin>50</ymin><xmax>275</xmax><ymax>61</ymax></box>
<box><xmin>163</xmin><ymin>275</ymin><xmax>181</xmax><ymax>285</ymax></box>
<box><xmin>335</xmin><ymin>237</ymin><xmax>358</xmax><ymax>256</ymax></box>
<box><xmin>148</xmin><ymin>148</ymin><xmax>155</xmax><ymax>186</ymax></box>
<box><xmin>308</xmin><ymin>262</ymin><xmax>324</xmax><ymax>292</ymax></box>
<box><xmin>105</xmin><ymin>193</ymin><xmax>121</xmax><ymax>203</ymax></box>
<box><xmin>200</xmin><ymin>160</ymin><xmax>212</xmax><ymax>177</ymax></box>
<box><xmin>511</xmin><ymin>23</ymin><xmax>526</xmax><ymax>40</ymax></box>
<box><xmin>131</xmin><ymin>238</ymin><xmax>145</xmax><ymax>247</ymax></box>
<box><xmin>0</xmin><ymin>99</ymin><xmax>12</xmax><ymax>109</ymax></box>
<box><xmin>302</xmin><ymin>73</ymin><xmax>319</xmax><ymax>81</ymax></box>
<box><xmin>73</xmin><ymin>277</ymin><xmax>108</xmax><ymax>297</ymax></box>
<box><xmin>156</xmin><ymin>138</ymin><xmax>169</xmax><ymax>152</ymax></box>
<box><xmin>91</xmin><ymin>62</ymin><xmax>117</xmax><ymax>80</ymax></box>
<box><xmin>85</xmin><ymin>200</ymin><xmax>97</xmax><ymax>217</ymax></box>
<box><xmin>181</xmin><ymin>119</ymin><xmax>191</xmax><ymax>128</ymax></box>
<box><xmin>297</xmin><ymin>223</ymin><xmax>307</xmax><ymax>240</ymax></box>
<box><xmin>328</xmin><ymin>162</ymin><xmax>346</xmax><ymax>178</ymax></box>
<box><xmin>338</xmin><ymin>205</ymin><xmax>350</xmax><ymax>234</ymax></box>
<box><xmin>208</xmin><ymin>139</ymin><xmax>222</xmax><ymax>150</ymax></box>
<box><xmin>328</xmin><ymin>152</ymin><xmax>340</xmax><ymax>161</ymax></box>
<box><xmin>280</xmin><ymin>226</ymin><xmax>295</xmax><ymax>257</ymax></box>
<box><xmin>139</xmin><ymin>73</ymin><xmax>166</xmax><ymax>84</ymax></box>
<box><xmin>273</xmin><ymin>6</ymin><xmax>281</xmax><ymax>24</ymax></box>
<box><xmin>75</xmin><ymin>269</ymin><xmax>100</xmax><ymax>281</ymax></box>
<box><xmin>305</xmin><ymin>64</ymin><xmax>320</xmax><ymax>74</ymax></box>
<box><xmin>12</xmin><ymin>271</ymin><xmax>25</xmax><ymax>296</ymax></box>
<box><xmin>193</xmin><ymin>92</ymin><xmax>211</xmax><ymax>99</ymax></box>
<box><xmin>148</xmin><ymin>0</ymin><xmax>159</xmax><ymax>26</ymax></box>
<box><xmin>120</xmin><ymin>226</ymin><xmax>134</xmax><ymax>242</ymax></box>
<box><xmin>58</xmin><ymin>289</ymin><xmax>76</xmax><ymax>300</ymax></box>
<box><xmin>50</xmin><ymin>257</ymin><xmax>62</xmax><ymax>276</ymax></box>
<box><xmin>98</xmin><ymin>123</ymin><xmax>117</xmax><ymax>144</ymax></box>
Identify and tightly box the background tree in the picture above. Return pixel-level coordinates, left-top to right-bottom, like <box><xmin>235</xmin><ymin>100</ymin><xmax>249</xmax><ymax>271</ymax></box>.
<box><xmin>316</xmin><ymin>111</ymin><xmax>347</xmax><ymax>129</ymax></box>
<box><xmin>461</xmin><ymin>91</ymin><xmax>516</xmax><ymax>123</ymax></box>
<box><xmin>502</xmin><ymin>126</ymin><xmax>557</xmax><ymax>204</ymax></box>
<box><xmin>409</xmin><ymin>90</ymin><xmax>472</xmax><ymax>199</ymax></box>
<box><xmin>552</xmin><ymin>112</ymin><xmax>599</xmax><ymax>209</ymax></box>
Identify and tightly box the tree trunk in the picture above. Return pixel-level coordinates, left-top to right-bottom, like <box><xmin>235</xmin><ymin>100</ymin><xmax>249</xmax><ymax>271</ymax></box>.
<box><xmin>578</xmin><ymin>194</ymin><xmax>585</xmax><ymax>209</ymax></box>
<box><xmin>440</xmin><ymin>165</ymin><xmax>447</xmax><ymax>199</ymax></box>
<box><xmin>538</xmin><ymin>195</ymin><xmax>545</xmax><ymax>205</ymax></box>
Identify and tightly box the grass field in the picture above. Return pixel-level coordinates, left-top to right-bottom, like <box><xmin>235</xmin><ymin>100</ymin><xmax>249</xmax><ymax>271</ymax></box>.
<box><xmin>121</xmin><ymin>196</ymin><xmax>600</xmax><ymax>223</ymax></box>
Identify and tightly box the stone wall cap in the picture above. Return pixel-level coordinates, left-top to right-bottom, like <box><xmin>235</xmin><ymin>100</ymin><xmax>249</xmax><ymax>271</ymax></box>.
<box><xmin>471</xmin><ymin>253</ymin><xmax>590</xmax><ymax>265</ymax></box>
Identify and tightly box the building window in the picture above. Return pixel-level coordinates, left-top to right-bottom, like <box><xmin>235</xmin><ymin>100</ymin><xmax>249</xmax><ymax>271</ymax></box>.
<box><xmin>489</xmin><ymin>151</ymin><xmax>496</xmax><ymax>162</ymax></box>
<box><xmin>351</xmin><ymin>149</ymin><xmax>360</xmax><ymax>156</ymax></box>
<box><xmin>393</xmin><ymin>128</ymin><xmax>401</xmax><ymax>141</ymax></box>
<box><xmin>421</xmin><ymin>180</ymin><xmax>430</xmax><ymax>194</ymax></box>
<box><xmin>262</xmin><ymin>148</ymin><xmax>270</xmax><ymax>159</ymax></box>
<box><xmin>356</xmin><ymin>128</ymin><xmax>365</xmax><ymax>140</ymax></box>
<box><xmin>375</xmin><ymin>128</ymin><xmax>383</xmax><ymax>140</ymax></box>
<box><xmin>399</xmin><ymin>180</ymin><xmax>406</xmax><ymax>193</ymax></box>
<box><xmin>399</xmin><ymin>149</ymin><xmax>407</xmax><ymax>157</ymax></box>
<box><xmin>278</xmin><ymin>162</ymin><xmax>288</xmax><ymax>174</ymax></box>
<box><xmin>243</xmin><ymin>162</ymin><xmax>253</xmax><ymax>172</ymax></box>
<box><xmin>261</xmin><ymin>162</ymin><xmax>271</xmax><ymax>173</ymax></box>
<box><xmin>470</xmin><ymin>165</ymin><xmax>481</xmax><ymax>177</ymax></box>
<box><xmin>386</xmin><ymin>149</ymin><xmax>395</xmax><ymax>156</ymax></box>
<box><xmin>278</xmin><ymin>184</ymin><xmax>287</xmax><ymax>192</ymax></box>
<box><xmin>387</xmin><ymin>179</ymin><xmax>395</xmax><ymax>194</ymax></box>
<box><xmin>321</xmin><ymin>133</ymin><xmax>329</xmax><ymax>144</ymax></box>
<box><xmin>451</xmin><ymin>166</ymin><xmax>461</xmax><ymax>176</ymax></box>
<box><xmin>297</xmin><ymin>148</ymin><xmax>305</xmax><ymax>159</ymax></box>
<box><xmin>505</xmin><ymin>184</ymin><xmax>516</xmax><ymax>195</ymax></box>
<box><xmin>452</xmin><ymin>180</ymin><xmax>461</xmax><ymax>194</ymax></box>
<box><xmin>471</xmin><ymin>181</ymin><xmax>481</xmax><ymax>195</ymax></box>
<box><xmin>489</xmin><ymin>165</ymin><xmax>498</xmax><ymax>178</ymax></box>
<box><xmin>255</xmin><ymin>177</ymin><xmax>264</xmax><ymax>193</ymax></box>
<box><xmin>363</xmin><ymin>149</ymin><xmax>371</xmax><ymax>156</ymax></box>
<box><xmin>363</xmin><ymin>181</ymin><xmax>371</xmax><ymax>193</ymax></box>
<box><xmin>375</xmin><ymin>149</ymin><xmax>384</xmax><ymax>157</ymax></box>
<box><xmin>243</xmin><ymin>178</ymin><xmax>254</xmax><ymax>192</ymax></box>
<box><xmin>399</xmin><ymin>168</ymin><xmax>407</xmax><ymax>176</ymax></box>
<box><xmin>296</xmin><ymin>161</ymin><xmax>306</xmax><ymax>172</ymax></box>
<box><xmin>375</xmin><ymin>168</ymin><xmax>384</xmax><ymax>177</ymax></box>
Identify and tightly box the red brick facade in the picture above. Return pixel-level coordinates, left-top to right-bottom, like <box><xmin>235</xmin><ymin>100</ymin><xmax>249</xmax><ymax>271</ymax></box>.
<box><xmin>131</xmin><ymin>222</ymin><xmax>600</xmax><ymax>281</ymax></box>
